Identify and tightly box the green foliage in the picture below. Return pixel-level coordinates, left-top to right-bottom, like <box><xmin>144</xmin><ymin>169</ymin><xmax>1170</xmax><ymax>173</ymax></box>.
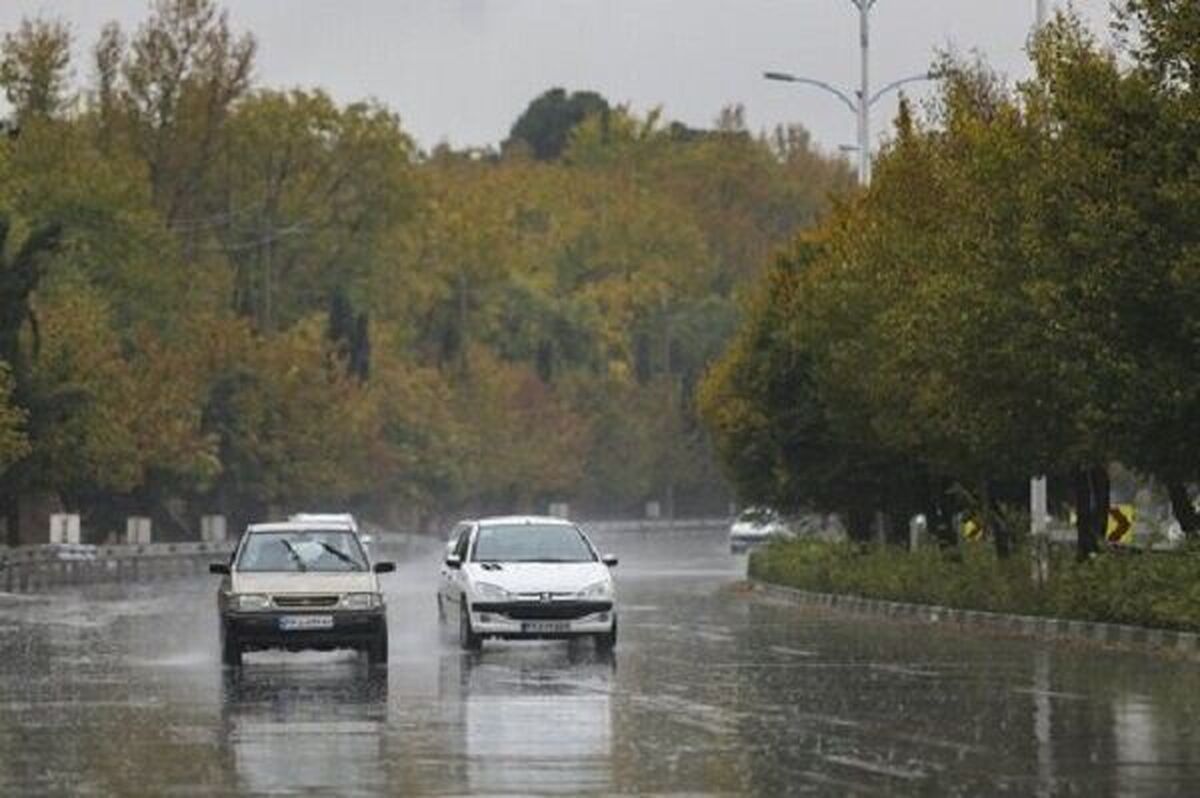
<box><xmin>0</xmin><ymin>363</ymin><xmax>28</xmax><ymax>474</ymax></box>
<box><xmin>506</xmin><ymin>88</ymin><xmax>610</xmax><ymax>161</ymax></box>
<box><xmin>753</xmin><ymin>539</ymin><xmax>1200</xmax><ymax>632</ymax></box>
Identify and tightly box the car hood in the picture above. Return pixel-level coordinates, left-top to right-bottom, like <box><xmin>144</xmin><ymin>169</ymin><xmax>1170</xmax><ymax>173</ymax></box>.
<box><xmin>731</xmin><ymin>521</ymin><xmax>775</xmax><ymax>537</ymax></box>
<box><xmin>464</xmin><ymin>562</ymin><xmax>610</xmax><ymax>594</ymax></box>
<box><xmin>231</xmin><ymin>572</ymin><xmax>377</xmax><ymax>595</ymax></box>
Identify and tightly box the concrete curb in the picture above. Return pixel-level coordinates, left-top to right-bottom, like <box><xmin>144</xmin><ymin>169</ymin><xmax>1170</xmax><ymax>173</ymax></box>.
<box><xmin>750</xmin><ymin>580</ymin><xmax>1200</xmax><ymax>658</ymax></box>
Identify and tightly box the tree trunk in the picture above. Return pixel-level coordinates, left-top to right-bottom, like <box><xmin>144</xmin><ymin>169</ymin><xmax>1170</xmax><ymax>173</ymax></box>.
<box><xmin>2</xmin><ymin>489</ymin><xmax>17</xmax><ymax>548</ymax></box>
<box><xmin>988</xmin><ymin>481</ymin><xmax>1013</xmax><ymax>559</ymax></box>
<box><xmin>1168</xmin><ymin>481</ymin><xmax>1200</xmax><ymax>537</ymax></box>
<box><xmin>846</xmin><ymin>507</ymin><xmax>874</xmax><ymax>544</ymax></box>
<box><xmin>1074</xmin><ymin>465</ymin><xmax>1108</xmax><ymax>561</ymax></box>
<box><xmin>926</xmin><ymin>478</ymin><xmax>956</xmax><ymax>548</ymax></box>
<box><xmin>1091</xmin><ymin>465</ymin><xmax>1110</xmax><ymax>547</ymax></box>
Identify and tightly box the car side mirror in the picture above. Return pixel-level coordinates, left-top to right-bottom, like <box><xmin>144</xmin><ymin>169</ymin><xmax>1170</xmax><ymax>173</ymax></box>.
<box><xmin>373</xmin><ymin>561</ymin><xmax>395</xmax><ymax>574</ymax></box>
<box><xmin>209</xmin><ymin>563</ymin><xmax>230</xmax><ymax>575</ymax></box>
<box><xmin>602</xmin><ymin>554</ymin><xmax>618</xmax><ymax>567</ymax></box>
<box><xmin>445</xmin><ymin>555</ymin><xmax>462</xmax><ymax>569</ymax></box>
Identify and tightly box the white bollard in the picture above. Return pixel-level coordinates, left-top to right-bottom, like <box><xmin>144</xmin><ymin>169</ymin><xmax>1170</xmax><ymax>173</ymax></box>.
<box><xmin>49</xmin><ymin>513</ymin><xmax>81</xmax><ymax>545</ymax></box>
<box><xmin>126</xmin><ymin>516</ymin><xmax>151</xmax><ymax>545</ymax></box>
<box><xmin>200</xmin><ymin>515</ymin><xmax>227</xmax><ymax>543</ymax></box>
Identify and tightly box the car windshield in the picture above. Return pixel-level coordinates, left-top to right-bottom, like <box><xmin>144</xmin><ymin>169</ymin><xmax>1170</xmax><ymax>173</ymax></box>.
<box><xmin>236</xmin><ymin>529</ymin><xmax>367</xmax><ymax>572</ymax></box>
<box><xmin>471</xmin><ymin>524</ymin><xmax>596</xmax><ymax>563</ymax></box>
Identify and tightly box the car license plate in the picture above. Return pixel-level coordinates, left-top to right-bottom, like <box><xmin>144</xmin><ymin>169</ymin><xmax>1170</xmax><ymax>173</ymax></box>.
<box><xmin>522</xmin><ymin>621</ymin><xmax>570</xmax><ymax>633</ymax></box>
<box><xmin>279</xmin><ymin>615</ymin><xmax>334</xmax><ymax>631</ymax></box>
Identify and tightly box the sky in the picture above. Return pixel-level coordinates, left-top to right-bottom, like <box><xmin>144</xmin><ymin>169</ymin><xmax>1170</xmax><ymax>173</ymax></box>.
<box><xmin>0</xmin><ymin>1</ymin><xmax>1115</xmax><ymax>157</ymax></box>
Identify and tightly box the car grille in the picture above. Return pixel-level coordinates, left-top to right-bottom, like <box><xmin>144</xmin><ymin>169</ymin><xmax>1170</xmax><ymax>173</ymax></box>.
<box><xmin>473</xmin><ymin>600</ymin><xmax>612</xmax><ymax>621</ymax></box>
<box><xmin>273</xmin><ymin>595</ymin><xmax>340</xmax><ymax>608</ymax></box>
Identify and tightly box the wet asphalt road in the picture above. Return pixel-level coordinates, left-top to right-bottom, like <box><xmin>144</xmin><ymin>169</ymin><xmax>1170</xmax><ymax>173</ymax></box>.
<box><xmin>4</xmin><ymin>527</ymin><xmax>1200</xmax><ymax>796</ymax></box>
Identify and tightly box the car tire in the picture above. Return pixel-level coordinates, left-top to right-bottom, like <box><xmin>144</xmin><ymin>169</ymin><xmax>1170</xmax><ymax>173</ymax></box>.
<box><xmin>367</xmin><ymin>627</ymin><xmax>389</xmax><ymax>666</ymax></box>
<box><xmin>595</xmin><ymin>617</ymin><xmax>617</xmax><ymax>653</ymax></box>
<box><xmin>221</xmin><ymin>629</ymin><xmax>242</xmax><ymax>667</ymax></box>
<box><xmin>459</xmin><ymin>604</ymin><xmax>482</xmax><ymax>652</ymax></box>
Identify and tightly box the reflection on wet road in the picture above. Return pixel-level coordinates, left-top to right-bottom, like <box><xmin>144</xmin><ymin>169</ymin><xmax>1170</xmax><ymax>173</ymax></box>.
<box><xmin>5</xmin><ymin>528</ymin><xmax>1200</xmax><ymax>795</ymax></box>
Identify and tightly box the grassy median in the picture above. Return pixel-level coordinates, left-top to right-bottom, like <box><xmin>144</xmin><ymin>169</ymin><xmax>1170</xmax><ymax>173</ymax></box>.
<box><xmin>749</xmin><ymin>539</ymin><xmax>1200</xmax><ymax>632</ymax></box>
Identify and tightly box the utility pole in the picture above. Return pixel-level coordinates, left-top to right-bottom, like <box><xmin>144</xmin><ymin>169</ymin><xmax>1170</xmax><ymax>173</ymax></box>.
<box><xmin>856</xmin><ymin>0</ymin><xmax>873</xmax><ymax>185</ymax></box>
<box><xmin>767</xmin><ymin>1</ymin><xmax>938</xmax><ymax>187</ymax></box>
<box><xmin>1030</xmin><ymin>0</ymin><xmax>1051</xmax><ymax>581</ymax></box>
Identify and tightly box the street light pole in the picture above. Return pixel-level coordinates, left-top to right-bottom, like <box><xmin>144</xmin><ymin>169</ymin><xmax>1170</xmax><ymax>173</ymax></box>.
<box><xmin>767</xmin><ymin>0</ymin><xmax>925</xmax><ymax>187</ymax></box>
<box><xmin>856</xmin><ymin>0</ymin><xmax>873</xmax><ymax>185</ymax></box>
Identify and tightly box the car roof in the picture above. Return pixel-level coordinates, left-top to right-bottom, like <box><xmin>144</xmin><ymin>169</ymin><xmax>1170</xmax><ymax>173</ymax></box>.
<box><xmin>475</xmin><ymin>515</ymin><xmax>575</xmax><ymax>528</ymax></box>
<box><xmin>246</xmin><ymin>522</ymin><xmax>356</xmax><ymax>534</ymax></box>
<box><xmin>288</xmin><ymin>512</ymin><xmax>357</xmax><ymax>528</ymax></box>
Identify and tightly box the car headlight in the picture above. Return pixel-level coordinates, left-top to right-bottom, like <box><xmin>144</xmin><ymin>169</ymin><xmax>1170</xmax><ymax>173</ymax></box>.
<box><xmin>234</xmin><ymin>594</ymin><xmax>272</xmax><ymax>611</ymax></box>
<box><xmin>341</xmin><ymin>593</ymin><xmax>382</xmax><ymax>610</ymax></box>
<box><xmin>473</xmin><ymin>582</ymin><xmax>510</xmax><ymax>600</ymax></box>
<box><xmin>577</xmin><ymin>580</ymin><xmax>612</xmax><ymax>599</ymax></box>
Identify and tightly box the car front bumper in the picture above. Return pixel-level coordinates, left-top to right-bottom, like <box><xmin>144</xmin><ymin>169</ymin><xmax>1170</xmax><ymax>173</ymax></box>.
<box><xmin>729</xmin><ymin>534</ymin><xmax>771</xmax><ymax>552</ymax></box>
<box><xmin>468</xmin><ymin>599</ymin><xmax>615</xmax><ymax>638</ymax></box>
<box><xmin>222</xmin><ymin>610</ymin><xmax>386</xmax><ymax>652</ymax></box>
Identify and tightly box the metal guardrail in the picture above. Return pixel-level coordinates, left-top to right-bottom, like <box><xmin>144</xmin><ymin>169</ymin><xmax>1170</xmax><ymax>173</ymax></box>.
<box><xmin>1</xmin><ymin>540</ymin><xmax>235</xmax><ymax>594</ymax></box>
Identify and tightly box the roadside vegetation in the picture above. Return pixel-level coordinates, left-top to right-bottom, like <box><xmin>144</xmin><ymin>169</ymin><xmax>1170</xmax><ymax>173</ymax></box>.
<box><xmin>0</xmin><ymin>1</ymin><xmax>853</xmax><ymax>543</ymax></box>
<box><xmin>700</xmin><ymin>1</ymin><xmax>1200</xmax><ymax>561</ymax></box>
<box><xmin>751</xmin><ymin>539</ymin><xmax>1200</xmax><ymax>633</ymax></box>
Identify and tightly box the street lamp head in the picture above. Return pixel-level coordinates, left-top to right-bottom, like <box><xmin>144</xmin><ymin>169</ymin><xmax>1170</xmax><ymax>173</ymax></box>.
<box><xmin>763</xmin><ymin>71</ymin><xmax>797</xmax><ymax>83</ymax></box>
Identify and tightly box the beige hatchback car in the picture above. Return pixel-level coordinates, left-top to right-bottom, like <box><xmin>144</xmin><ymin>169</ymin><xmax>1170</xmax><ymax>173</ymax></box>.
<box><xmin>210</xmin><ymin>521</ymin><xmax>395</xmax><ymax>667</ymax></box>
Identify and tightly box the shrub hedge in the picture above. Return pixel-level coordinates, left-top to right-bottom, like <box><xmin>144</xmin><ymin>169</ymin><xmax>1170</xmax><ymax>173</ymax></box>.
<box><xmin>749</xmin><ymin>539</ymin><xmax>1200</xmax><ymax>632</ymax></box>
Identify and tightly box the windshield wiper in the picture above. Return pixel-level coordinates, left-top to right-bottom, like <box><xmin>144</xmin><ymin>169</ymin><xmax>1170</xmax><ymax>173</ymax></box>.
<box><xmin>318</xmin><ymin>541</ymin><xmax>361</xmax><ymax>570</ymax></box>
<box><xmin>279</xmin><ymin>539</ymin><xmax>307</xmax><ymax>572</ymax></box>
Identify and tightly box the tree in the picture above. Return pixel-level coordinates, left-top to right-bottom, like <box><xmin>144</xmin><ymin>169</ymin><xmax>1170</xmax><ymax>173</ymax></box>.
<box><xmin>506</xmin><ymin>88</ymin><xmax>610</xmax><ymax>161</ymax></box>
<box><xmin>0</xmin><ymin>17</ymin><xmax>73</xmax><ymax>122</ymax></box>
<box><xmin>95</xmin><ymin>0</ymin><xmax>256</xmax><ymax>226</ymax></box>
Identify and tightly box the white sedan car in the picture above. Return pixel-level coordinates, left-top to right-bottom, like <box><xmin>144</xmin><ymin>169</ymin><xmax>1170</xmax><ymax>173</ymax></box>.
<box><xmin>438</xmin><ymin>516</ymin><xmax>618</xmax><ymax>651</ymax></box>
<box><xmin>728</xmin><ymin>507</ymin><xmax>792</xmax><ymax>553</ymax></box>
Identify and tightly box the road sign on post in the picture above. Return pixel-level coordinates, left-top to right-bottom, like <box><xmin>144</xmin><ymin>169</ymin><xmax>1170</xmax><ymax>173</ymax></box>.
<box><xmin>962</xmin><ymin>516</ymin><xmax>984</xmax><ymax>542</ymax></box>
<box><xmin>1105</xmin><ymin>505</ymin><xmax>1135</xmax><ymax>546</ymax></box>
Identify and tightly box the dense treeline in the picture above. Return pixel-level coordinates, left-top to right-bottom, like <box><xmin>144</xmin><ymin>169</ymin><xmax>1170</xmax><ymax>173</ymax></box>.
<box><xmin>0</xmin><ymin>1</ymin><xmax>853</xmax><ymax>543</ymax></box>
<box><xmin>700</xmin><ymin>2</ymin><xmax>1200</xmax><ymax>558</ymax></box>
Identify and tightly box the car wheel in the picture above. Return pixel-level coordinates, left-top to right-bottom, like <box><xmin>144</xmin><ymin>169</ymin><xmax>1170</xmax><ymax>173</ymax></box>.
<box><xmin>367</xmin><ymin>626</ymin><xmax>389</xmax><ymax>666</ymax></box>
<box><xmin>459</xmin><ymin>603</ymin><xmax>482</xmax><ymax>652</ymax></box>
<box><xmin>595</xmin><ymin>617</ymin><xmax>617</xmax><ymax>653</ymax></box>
<box><xmin>221</xmin><ymin>629</ymin><xmax>242</xmax><ymax>667</ymax></box>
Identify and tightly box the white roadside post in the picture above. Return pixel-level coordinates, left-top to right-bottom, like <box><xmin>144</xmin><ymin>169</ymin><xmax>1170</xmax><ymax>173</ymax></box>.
<box><xmin>126</xmin><ymin>516</ymin><xmax>151</xmax><ymax>545</ymax></box>
<box><xmin>49</xmin><ymin>513</ymin><xmax>80</xmax><ymax>545</ymax></box>
<box><xmin>1030</xmin><ymin>477</ymin><xmax>1050</xmax><ymax>584</ymax></box>
<box><xmin>200</xmin><ymin>515</ymin><xmax>227</xmax><ymax>543</ymax></box>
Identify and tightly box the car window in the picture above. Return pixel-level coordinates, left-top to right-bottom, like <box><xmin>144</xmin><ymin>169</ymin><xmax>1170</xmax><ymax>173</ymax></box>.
<box><xmin>453</xmin><ymin>526</ymin><xmax>472</xmax><ymax>560</ymax></box>
<box><xmin>471</xmin><ymin>524</ymin><xmax>596</xmax><ymax>563</ymax></box>
<box><xmin>236</xmin><ymin>529</ymin><xmax>368</xmax><ymax>572</ymax></box>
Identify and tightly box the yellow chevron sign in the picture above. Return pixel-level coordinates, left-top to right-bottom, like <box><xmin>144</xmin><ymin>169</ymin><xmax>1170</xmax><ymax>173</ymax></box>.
<box><xmin>961</xmin><ymin>517</ymin><xmax>984</xmax><ymax>542</ymax></box>
<box><xmin>1105</xmin><ymin>504</ymin><xmax>1135</xmax><ymax>545</ymax></box>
